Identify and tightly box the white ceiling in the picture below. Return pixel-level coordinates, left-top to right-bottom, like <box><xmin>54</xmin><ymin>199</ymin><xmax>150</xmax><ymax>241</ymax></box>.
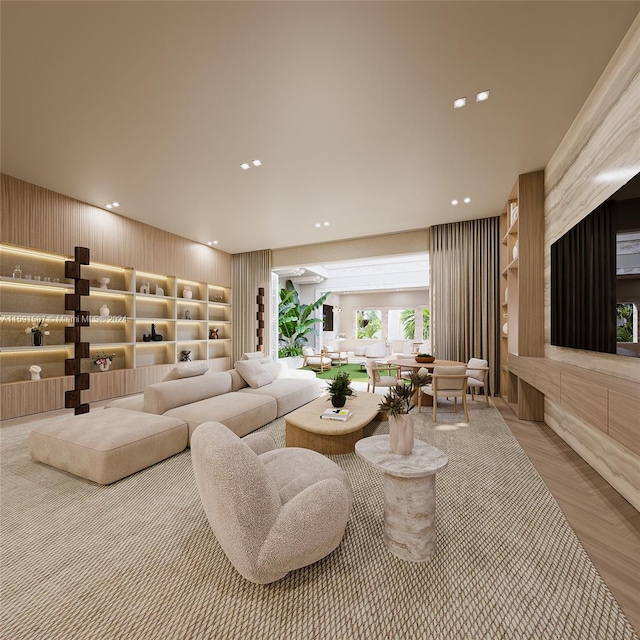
<box><xmin>2</xmin><ymin>1</ymin><xmax>638</xmax><ymax>254</ymax></box>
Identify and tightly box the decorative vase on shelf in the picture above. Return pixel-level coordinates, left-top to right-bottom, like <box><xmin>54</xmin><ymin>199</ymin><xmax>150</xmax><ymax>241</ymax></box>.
<box><xmin>504</xmin><ymin>287</ymin><xmax>508</xmax><ymax>303</ymax></box>
<box><xmin>29</xmin><ymin>365</ymin><xmax>42</xmax><ymax>380</ymax></box>
<box><xmin>183</xmin><ymin>286</ymin><xmax>193</xmax><ymax>299</ymax></box>
<box><xmin>12</xmin><ymin>265</ymin><xmax>22</xmax><ymax>279</ymax></box>
<box><xmin>32</xmin><ymin>333</ymin><xmax>43</xmax><ymax>347</ymax></box>
<box><xmin>99</xmin><ymin>362</ymin><xmax>111</xmax><ymax>372</ymax></box>
<box><xmin>512</xmin><ymin>241</ymin><xmax>519</xmax><ymax>260</ymax></box>
<box><xmin>502</xmin><ymin>322</ymin><xmax>509</xmax><ymax>335</ymax></box>
<box><xmin>389</xmin><ymin>414</ymin><xmax>414</xmax><ymax>456</ymax></box>
<box><xmin>98</xmin><ymin>277</ymin><xmax>110</xmax><ymax>290</ymax></box>
<box><xmin>99</xmin><ymin>304</ymin><xmax>110</xmax><ymax>317</ymax></box>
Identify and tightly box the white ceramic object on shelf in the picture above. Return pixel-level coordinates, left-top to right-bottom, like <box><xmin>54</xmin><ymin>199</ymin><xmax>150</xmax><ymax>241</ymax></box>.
<box><xmin>183</xmin><ymin>286</ymin><xmax>193</xmax><ymax>299</ymax></box>
<box><xmin>512</xmin><ymin>241</ymin><xmax>519</xmax><ymax>260</ymax></box>
<box><xmin>504</xmin><ymin>287</ymin><xmax>508</xmax><ymax>303</ymax></box>
<box><xmin>155</xmin><ymin>286</ymin><xmax>164</xmax><ymax>296</ymax></box>
<box><xmin>99</xmin><ymin>304</ymin><xmax>110</xmax><ymax>317</ymax></box>
<box><xmin>98</xmin><ymin>277</ymin><xmax>110</xmax><ymax>289</ymax></box>
<box><xmin>502</xmin><ymin>322</ymin><xmax>508</xmax><ymax>335</ymax></box>
<box><xmin>29</xmin><ymin>365</ymin><xmax>41</xmax><ymax>381</ymax></box>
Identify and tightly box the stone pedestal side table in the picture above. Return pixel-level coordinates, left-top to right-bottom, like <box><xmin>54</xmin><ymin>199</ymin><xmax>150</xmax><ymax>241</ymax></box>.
<box><xmin>355</xmin><ymin>435</ymin><xmax>448</xmax><ymax>562</ymax></box>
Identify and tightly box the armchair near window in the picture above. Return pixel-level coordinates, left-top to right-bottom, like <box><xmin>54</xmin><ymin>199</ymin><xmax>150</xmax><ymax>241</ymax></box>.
<box><xmin>365</xmin><ymin>359</ymin><xmax>400</xmax><ymax>393</ymax></box>
<box><xmin>302</xmin><ymin>347</ymin><xmax>331</xmax><ymax>371</ymax></box>
<box><xmin>323</xmin><ymin>345</ymin><xmax>349</xmax><ymax>367</ymax></box>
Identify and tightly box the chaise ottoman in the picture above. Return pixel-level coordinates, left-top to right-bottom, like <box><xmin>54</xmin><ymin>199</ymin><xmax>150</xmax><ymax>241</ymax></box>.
<box><xmin>28</xmin><ymin>408</ymin><xmax>188</xmax><ymax>484</ymax></box>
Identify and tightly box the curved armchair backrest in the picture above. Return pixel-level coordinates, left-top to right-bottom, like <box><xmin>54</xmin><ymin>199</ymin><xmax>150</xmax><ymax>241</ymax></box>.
<box><xmin>191</xmin><ymin>422</ymin><xmax>282</xmax><ymax>579</ymax></box>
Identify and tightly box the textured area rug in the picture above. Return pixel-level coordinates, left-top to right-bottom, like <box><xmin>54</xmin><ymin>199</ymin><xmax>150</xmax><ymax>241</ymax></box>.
<box><xmin>1</xmin><ymin>402</ymin><xmax>637</xmax><ymax>640</ymax></box>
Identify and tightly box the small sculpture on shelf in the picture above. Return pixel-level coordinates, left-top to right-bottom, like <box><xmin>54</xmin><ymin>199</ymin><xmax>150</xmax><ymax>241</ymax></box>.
<box><xmin>151</xmin><ymin>324</ymin><xmax>163</xmax><ymax>341</ymax></box>
<box><xmin>99</xmin><ymin>304</ymin><xmax>110</xmax><ymax>317</ymax></box>
<box><xmin>184</xmin><ymin>309</ymin><xmax>191</xmax><ymax>320</ymax></box>
<box><xmin>209</xmin><ymin>328</ymin><xmax>219</xmax><ymax>340</ymax></box>
<box><xmin>181</xmin><ymin>350</ymin><xmax>192</xmax><ymax>362</ymax></box>
<box><xmin>29</xmin><ymin>365</ymin><xmax>42</xmax><ymax>381</ymax></box>
<box><xmin>98</xmin><ymin>277</ymin><xmax>110</xmax><ymax>290</ymax></box>
<box><xmin>183</xmin><ymin>286</ymin><xmax>193</xmax><ymax>299</ymax></box>
<box><xmin>140</xmin><ymin>283</ymin><xmax>150</xmax><ymax>294</ymax></box>
<box><xmin>155</xmin><ymin>285</ymin><xmax>164</xmax><ymax>296</ymax></box>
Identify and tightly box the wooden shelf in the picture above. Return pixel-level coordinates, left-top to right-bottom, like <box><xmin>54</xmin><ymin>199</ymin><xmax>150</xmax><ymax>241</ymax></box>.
<box><xmin>1</xmin><ymin>243</ymin><xmax>233</xmax><ymax>397</ymax></box>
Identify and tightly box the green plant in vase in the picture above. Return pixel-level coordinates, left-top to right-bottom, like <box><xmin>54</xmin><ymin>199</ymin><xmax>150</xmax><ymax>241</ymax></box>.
<box><xmin>326</xmin><ymin>370</ymin><xmax>355</xmax><ymax>408</ymax></box>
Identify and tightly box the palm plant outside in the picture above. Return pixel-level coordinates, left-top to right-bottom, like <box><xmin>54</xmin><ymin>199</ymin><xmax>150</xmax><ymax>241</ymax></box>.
<box><xmin>400</xmin><ymin>308</ymin><xmax>431</xmax><ymax>340</ymax></box>
<box><xmin>356</xmin><ymin>310</ymin><xmax>382</xmax><ymax>339</ymax></box>
<box><xmin>278</xmin><ymin>280</ymin><xmax>330</xmax><ymax>357</ymax></box>
<box><xmin>616</xmin><ymin>303</ymin><xmax>634</xmax><ymax>343</ymax></box>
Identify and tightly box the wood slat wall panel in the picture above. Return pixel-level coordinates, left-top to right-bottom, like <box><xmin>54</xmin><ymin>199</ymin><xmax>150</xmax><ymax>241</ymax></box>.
<box><xmin>0</xmin><ymin>377</ymin><xmax>73</xmax><ymax>420</ymax></box>
<box><xmin>1</xmin><ymin>175</ymin><xmax>231</xmax><ymax>286</ymax></box>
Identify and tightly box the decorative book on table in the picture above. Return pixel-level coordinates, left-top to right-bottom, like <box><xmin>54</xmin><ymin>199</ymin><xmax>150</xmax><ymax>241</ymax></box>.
<box><xmin>321</xmin><ymin>408</ymin><xmax>353</xmax><ymax>421</ymax></box>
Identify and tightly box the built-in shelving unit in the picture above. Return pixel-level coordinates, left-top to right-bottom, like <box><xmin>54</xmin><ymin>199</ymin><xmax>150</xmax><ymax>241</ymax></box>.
<box><xmin>0</xmin><ymin>243</ymin><xmax>232</xmax><ymax>417</ymax></box>
<box><xmin>499</xmin><ymin>171</ymin><xmax>545</xmax><ymax>420</ymax></box>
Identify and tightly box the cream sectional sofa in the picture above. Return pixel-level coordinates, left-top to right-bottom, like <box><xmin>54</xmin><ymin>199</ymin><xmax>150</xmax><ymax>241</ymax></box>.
<box><xmin>109</xmin><ymin>360</ymin><xmax>320</xmax><ymax>443</ymax></box>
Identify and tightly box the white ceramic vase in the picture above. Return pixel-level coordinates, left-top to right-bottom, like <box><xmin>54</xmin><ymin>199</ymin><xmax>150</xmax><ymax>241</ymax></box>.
<box><xmin>183</xmin><ymin>287</ymin><xmax>193</xmax><ymax>299</ymax></box>
<box><xmin>389</xmin><ymin>413</ymin><xmax>414</xmax><ymax>455</ymax></box>
<box><xmin>99</xmin><ymin>304</ymin><xmax>110</xmax><ymax>317</ymax></box>
<box><xmin>99</xmin><ymin>362</ymin><xmax>111</xmax><ymax>372</ymax></box>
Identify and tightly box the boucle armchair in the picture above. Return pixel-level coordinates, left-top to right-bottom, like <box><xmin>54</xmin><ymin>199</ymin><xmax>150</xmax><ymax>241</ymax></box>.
<box><xmin>191</xmin><ymin>422</ymin><xmax>353</xmax><ymax>584</ymax></box>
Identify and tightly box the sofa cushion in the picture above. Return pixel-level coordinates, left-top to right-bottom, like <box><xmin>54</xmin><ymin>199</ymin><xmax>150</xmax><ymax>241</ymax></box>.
<box><xmin>104</xmin><ymin>394</ymin><xmax>145</xmax><ymax>412</ymax></box>
<box><xmin>162</xmin><ymin>362</ymin><xmax>209</xmax><ymax>381</ymax></box>
<box><xmin>144</xmin><ymin>371</ymin><xmax>233</xmax><ymax>415</ymax></box>
<box><xmin>239</xmin><ymin>378</ymin><xmax>319</xmax><ymax>418</ymax></box>
<box><xmin>166</xmin><ymin>393</ymin><xmax>277</xmax><ymax>441</ymax></box>
<box><xmin>235</xmin><ymin>359</ymin><xmax>274</xmax><ymax>389</ymax></box>
<box><xmin>29</xmin><ymin>408</ymin><xmax>188</xmax><ymax>484</ymax></box>
<box><xmin>242</xmin><ymin>351</ymin><xmax>273</xmax><ymax>364</ymax></box>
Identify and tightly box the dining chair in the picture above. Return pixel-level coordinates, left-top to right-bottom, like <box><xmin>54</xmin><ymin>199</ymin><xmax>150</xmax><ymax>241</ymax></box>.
<box><xmin>365</xmin><ymin>359</ymin><xmax>400</xmax><ymax>393</ymax></box>
<box><xmin>418</xmin><ymin>365</ymin><xmax>469</xmax><ymax>422</ymax></box>
<box><xmin>466</xmin><ymin>358</ymin><xmax>489</xmax><ymax>406</ymax></box>
<box><xmin>302</xmin><ymin>347</ymin><xmax>332</xmax><ymax>372</ymax></box>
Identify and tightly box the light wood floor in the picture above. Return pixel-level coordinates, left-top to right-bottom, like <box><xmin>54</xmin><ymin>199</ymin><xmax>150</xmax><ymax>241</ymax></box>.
<box><xmin>495</xmin><ymin>397</ymin><xmax>640</xmax><ymax>634</ymax></box>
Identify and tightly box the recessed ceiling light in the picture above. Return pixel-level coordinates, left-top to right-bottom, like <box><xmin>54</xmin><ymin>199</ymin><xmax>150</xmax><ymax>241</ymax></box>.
<box><xmin>476</xmin><ymin>90</ymin><xmax>490</xmax><ymax>102</ymax></box>
<box><xmin>315</xmin><ymin>223</ymin><xmax>321</xmax><ymax>228</ymax></box>
<box><xmin>252</xmin><ymin>160</ymin><xmax>262</xmax><ymax>167</ymax></box>
<box><xmin>453</xmin><ymin>97</ymin><xmax>466</xmax><ymax>109</ymax></box>
<box><xmin>112</xmin><ymin>202</ymin><xmax>119</xmax><ymax>207</ymax></box>
<box><xmin>451</xmin><ymin>199</ymin><xmax>459</xmax><ymax>206</ymax></box>
<box><xmin>207</xmin><ymin>242</ymin><xmax>212</xmax><ymax>246</ymax></box>
<box><xmin>105</xmin><ymin>204</ymin><xmax>113</xmax><ymax>209</ymax></box>
<box><xmin>323</xmin><ymin>221</ymin><xmax>329</xmax><ymax>226</ymax></box>
<box><xmin>213</xmin><ymin>241</ymin><xmax>218</xmax><ymax>245</ymax></box>
<box><xmin>463</xmin><ymin>197</ymin><xmax>471</xmax><ymax>204</ymax></box>
<box><xmin>240</xmin><ymin>163</ymin><xmax>250</xmax><ymax>170</ymax></box>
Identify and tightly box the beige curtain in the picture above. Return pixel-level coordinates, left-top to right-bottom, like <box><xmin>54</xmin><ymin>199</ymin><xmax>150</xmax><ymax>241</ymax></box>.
<box><xmin>429</xmin><ymin>217</ymin><xmax>500</xmax><ymax>395</ymax></box>
<box><xmin>231</xmin><ymin>250</ymin><xmax>272</xmax><ymax>364</ymax></box>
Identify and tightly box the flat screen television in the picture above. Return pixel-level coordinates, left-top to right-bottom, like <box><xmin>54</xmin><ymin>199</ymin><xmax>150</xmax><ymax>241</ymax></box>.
<box><xmin>551</xmin><ymin>171</ymin><xmax>640</xmax><ymax>357</ymax></box>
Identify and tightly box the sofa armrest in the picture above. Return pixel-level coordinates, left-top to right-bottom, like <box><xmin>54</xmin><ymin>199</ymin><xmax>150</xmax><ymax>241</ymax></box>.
<box><xmin>243</xmin><ymin>432</ymin><xmax>277</xmax><ymax>455</ymax></box>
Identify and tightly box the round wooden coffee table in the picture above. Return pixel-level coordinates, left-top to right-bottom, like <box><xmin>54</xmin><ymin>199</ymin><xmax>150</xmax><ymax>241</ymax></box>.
<box><xmin>285</xmin><ymin>393</ymin><xmax>386</xmax><ymax>454</ymax></box>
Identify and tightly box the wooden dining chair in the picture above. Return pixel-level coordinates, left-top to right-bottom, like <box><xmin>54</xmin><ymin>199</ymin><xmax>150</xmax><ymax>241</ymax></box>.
<box><xmin>365</xmin><ymin>359</ymin><xmax>400</xmax><ymax>393</ymax></box>
<box><xmin>466</xmin><ymin>358</ymin><xmax>489</xmax><ymax>406</ymax></box>
<box><xmin>418</xmin><ymin>365</ymin><xmax>469</xmax><ymax>422</ymax></box>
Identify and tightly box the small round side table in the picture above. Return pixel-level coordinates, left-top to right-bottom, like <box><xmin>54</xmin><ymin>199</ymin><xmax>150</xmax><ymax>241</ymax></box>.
<box><xmin>355</xmin><ymin>435</ymin><xmax>448</xmax><ymax>562</ymax></box>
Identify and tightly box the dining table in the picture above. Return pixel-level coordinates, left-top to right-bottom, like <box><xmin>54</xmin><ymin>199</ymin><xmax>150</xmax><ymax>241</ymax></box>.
<box><xmin>387</xmin><ymin>358</ymin><xmax>467</xmax><ymax>407</ymax></box>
